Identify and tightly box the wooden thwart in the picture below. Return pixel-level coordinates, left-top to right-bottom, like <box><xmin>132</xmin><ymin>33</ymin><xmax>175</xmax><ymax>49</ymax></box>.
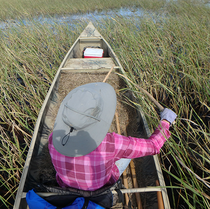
<box><xmin>21</xmin><ymin>187</ymin><xmax>164</xmax><ymax>199</ymax></box>
<box><xmin>63</xmin><ymin>58</ymin><xmax>116</xmax><ymax>70</ymax></box>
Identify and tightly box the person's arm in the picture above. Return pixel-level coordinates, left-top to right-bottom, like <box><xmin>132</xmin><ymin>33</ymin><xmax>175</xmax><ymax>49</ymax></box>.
<box><xmin>114</xmin><ymin>108</ymin><xmax>177</xmax><ymax>159</ymax></box>
<box><xmin>113</xmin><ymin>120</ymin><xmax>170</xmax><ymax>159</ymax></box>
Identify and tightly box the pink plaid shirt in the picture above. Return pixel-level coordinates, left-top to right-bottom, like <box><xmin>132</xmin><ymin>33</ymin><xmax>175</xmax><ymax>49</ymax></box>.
<box><xmin>48</xmin><ymin>120</ymin><xmax>170</xmax><ymax>191</ymax></box>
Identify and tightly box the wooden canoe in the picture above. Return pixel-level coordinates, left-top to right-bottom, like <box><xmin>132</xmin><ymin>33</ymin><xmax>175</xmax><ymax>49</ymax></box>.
<box><xmin>13</xmin><ymin>22</ymin><xmax>171</xmax><ymax>209</ymax></box>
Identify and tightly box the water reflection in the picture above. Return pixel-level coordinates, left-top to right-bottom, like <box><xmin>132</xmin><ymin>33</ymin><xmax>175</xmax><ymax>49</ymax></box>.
<box><xmin>0</xmin><ymin>7</ymin><xmax>145</xmax><ymax>29</ymax></box>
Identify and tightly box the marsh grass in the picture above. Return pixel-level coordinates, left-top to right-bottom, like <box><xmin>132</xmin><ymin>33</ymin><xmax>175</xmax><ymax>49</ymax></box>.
<box><xmin>0</xmin><ymin>0</ymin><xmax>167</xmax><ymax>21</ymax></box>
<box><xmin>0</xmin><ymin>0</ymin><xmax>209</xmax><ymax>208</ymax></box>
<box><xmin>0</xmin><ymin>21</ymin><xmax>87</xmax><ymax>208</ymax></box>
<box><xmin>100</xmin><ymin>3</ymin><xmax>210</xmax><ymax>207</ymax></box>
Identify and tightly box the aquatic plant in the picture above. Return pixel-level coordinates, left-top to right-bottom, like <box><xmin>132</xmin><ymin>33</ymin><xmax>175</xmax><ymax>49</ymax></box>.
<box><xmin>101</xmin><ymin>3</ymin><xmax>210</xmax><ymax>208</ymax></box>
<box><xmin>0</xmin><ymin>21</ymin><xmax>87</xmax><ymax>208</ymax></box>
<box><xmin>0</xmin><ymin>0</ymin><xmax>166</xmax><ymax>21</ymax></box>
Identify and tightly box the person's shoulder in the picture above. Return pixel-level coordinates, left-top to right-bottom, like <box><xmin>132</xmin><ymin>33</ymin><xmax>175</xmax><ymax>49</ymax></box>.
<box><xmin>103</xmin><ymin>132</ymin><xmax>115</xmax><ymax>142</ymax></box>
<box><xmin>95</xmin><ymin>132</ymin><xmax>116</xmax><ymax>153</ymax></box>
<box><xmin>108</xmin><ymin>133</ymin><xmax>131</xmax><ymax>146</ymax></box>
<box><xmin>48</xmin><ymin>132</ymin><xmax>53</xmax><ymax>142</ymax></box>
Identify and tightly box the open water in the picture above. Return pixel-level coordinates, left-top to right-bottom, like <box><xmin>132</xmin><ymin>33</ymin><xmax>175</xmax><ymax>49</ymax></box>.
<box><xmin>1</xmin><ymin>2</ymin><xmax>209</xmax><ymax>29</ymax></box>
<box><xmin>0</xmin><ymin>7</ymin><xmax>146</xmax><ymax>30</ymax></box>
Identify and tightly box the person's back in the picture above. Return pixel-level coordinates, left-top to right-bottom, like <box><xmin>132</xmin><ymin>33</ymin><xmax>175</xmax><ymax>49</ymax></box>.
<box><xmin>49</xmin><ymin>82</ymin><xmax>176</xmax><ymax>192</ymax></box>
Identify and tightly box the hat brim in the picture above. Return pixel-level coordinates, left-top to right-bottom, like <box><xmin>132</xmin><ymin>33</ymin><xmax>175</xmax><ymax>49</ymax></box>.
<box><xmin>52</xmin><ymin>82</ymin><xmax>116</xmax><ymax>157</ymax></box>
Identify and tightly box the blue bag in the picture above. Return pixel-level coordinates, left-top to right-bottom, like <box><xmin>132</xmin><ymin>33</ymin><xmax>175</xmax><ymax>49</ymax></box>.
<box><xmin>26</xmin><ymin>189</ymin><xmax>105</xmax><ymax>209</ymax></box>
<box><xmin>26</xmin><ymin>190</ymin><xmax>56</xmax><ymax>209</ymax></box>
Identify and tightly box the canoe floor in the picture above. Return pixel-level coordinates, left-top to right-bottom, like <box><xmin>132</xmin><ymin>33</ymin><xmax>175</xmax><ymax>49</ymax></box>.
<box><xmin>35</xmin><ymin>71</ymin><xmax>159</xmax><ymax>208</ymax></box>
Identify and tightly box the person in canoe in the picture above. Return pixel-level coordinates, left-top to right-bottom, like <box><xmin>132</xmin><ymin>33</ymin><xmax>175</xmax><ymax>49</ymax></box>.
<box><xmin>48</xmin><ymin>82</ymin><xmax>177</xmax><ymax>191</ymax></box>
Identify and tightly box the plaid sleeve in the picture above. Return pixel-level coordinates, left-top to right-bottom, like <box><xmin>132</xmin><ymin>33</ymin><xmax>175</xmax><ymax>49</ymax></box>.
<box><xmin>113</xmin><ymin>120</ymin><xmax>171</xmax><ymax>159</ymax></box>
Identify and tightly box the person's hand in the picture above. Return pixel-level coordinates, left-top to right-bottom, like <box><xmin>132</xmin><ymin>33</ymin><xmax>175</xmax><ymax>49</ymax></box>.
<box><xmin>160</xmin><ymin>108</ymin><xmax>177</xmax><ymax>125</ymax></box>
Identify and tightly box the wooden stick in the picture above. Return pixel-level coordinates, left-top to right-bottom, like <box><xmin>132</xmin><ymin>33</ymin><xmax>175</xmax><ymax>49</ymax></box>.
<box><xmin>103</xmin><ymin>65</ymin><xmax>115</xmax><ymax>83</ymax></box>
<box><xmin>115</xmin><ymin>111</ymin><xmax>121</xmax><ymax>135</ymax></box>
<box><xmin>156</xmin><ymin>180</ymin><xmax>165</xmax><ymax>209</ymax></box>
<box><xmin>115</xmin><ymin>111</ymin><xmax>130</xmax><ymax>206</ymax></box>
<box><xmin>130</xmin><ymin>160</ymin><xmax>143</xmax><ymax>209</ymax></box>
<box><xmin>122</xmin><ymin>171</ymin><xmax>130</xmax><ymax>206</ymax></box>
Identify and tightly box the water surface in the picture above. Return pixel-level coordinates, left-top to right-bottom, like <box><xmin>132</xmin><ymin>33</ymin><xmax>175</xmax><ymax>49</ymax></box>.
<box><xmin>0</xmin><ymin>7</ymin><xmax>145</xmax><ymax>29</ymax></box>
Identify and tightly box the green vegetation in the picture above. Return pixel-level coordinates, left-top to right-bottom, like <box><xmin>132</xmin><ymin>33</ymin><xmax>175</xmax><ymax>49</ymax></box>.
<box><xmin>0</xmin><ymin>22</ymin><xmax>80</xmax><ymax>208</ymax></box>
<box><xmin>0</xmin><ymin>0</ymin><xmax>209</xmax><ymax>208</ymax></box>
<box><xmin>102</xmin><ymin>2</ymin><xmax>210</xmax><ymax>207</ymax></box>
<box><xmin>0</xmin><ymin>0</ymin><xmax>167</xmax><ymax>21</ymax></box>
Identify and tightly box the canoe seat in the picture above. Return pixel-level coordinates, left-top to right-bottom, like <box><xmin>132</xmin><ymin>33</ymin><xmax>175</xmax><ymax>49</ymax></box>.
<box><xmin>61</xmin><ymin>58</ymin><xmax>118</xmax><ymax>72</ymax></box>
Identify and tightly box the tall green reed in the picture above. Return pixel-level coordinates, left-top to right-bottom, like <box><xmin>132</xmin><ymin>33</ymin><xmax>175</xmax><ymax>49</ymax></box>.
<box><xmin>0</xmin><ymin>21</ymin><xmax>86</xmax><ymax>208</ymax></box>
<box><xmin>0</xmin><ymin>0</ymin><xmax>157</xmax><ymax>21</ymax></box>
<box><xmin>100</xmin><ymin>3</ymin><xmax>209</xmax><ymax>207</ymax></box>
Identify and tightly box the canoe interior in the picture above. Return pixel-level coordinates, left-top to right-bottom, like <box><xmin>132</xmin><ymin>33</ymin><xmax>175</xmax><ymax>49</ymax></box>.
<box><xmin>66</xmin><ymin>38</ymin><xmax>110</xmax><ymax>59</ymax></box>
<box><xmin>14</xmin><ymin>22</ymin><xmax>170</xmax><ymax>209</ymax></box>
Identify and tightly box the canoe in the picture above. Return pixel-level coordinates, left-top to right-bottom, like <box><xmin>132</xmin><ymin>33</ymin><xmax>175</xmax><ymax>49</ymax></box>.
<box><xmin>13</xmin><ymin>22</ymin><xmax>170</xmax><ymax>209</ymax></box>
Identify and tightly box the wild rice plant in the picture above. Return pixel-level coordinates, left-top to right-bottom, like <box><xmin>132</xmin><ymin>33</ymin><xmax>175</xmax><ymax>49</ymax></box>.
<box><xmin>101</xmin><ymin>2</ymin><xmax>210</xmax><ymax>208</ymax></box>
<box><xmin>0</xmin><ymin>0</ymin><xmax>166</xmax><ymax>21</ymax></box>
<box><xmin>0</xmin><ymin>21</ymin><xmax>87</xmax><ymax>208</ymax></box>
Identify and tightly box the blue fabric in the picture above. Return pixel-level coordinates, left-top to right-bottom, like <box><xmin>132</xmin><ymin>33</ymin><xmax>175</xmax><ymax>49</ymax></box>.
<box><xmin>63</xmin><ymin>197</ymin><xmax>105</xmax><ymax>209</ymax></box>
<box><xmin>26</xmin><ymin>189</ymin><xmax>105</xmax><ymax>209</ymax></box>
<box><xmin>26</xmin><ymin>189</ymin><xmax>56</xmax><ymax>209</ymax></box>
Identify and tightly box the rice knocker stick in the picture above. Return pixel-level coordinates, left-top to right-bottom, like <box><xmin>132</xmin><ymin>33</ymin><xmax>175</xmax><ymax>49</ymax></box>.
<box><xmin>103</xmin><ymin>65</ymin><xmax>115</xmax><ymax>83</ymax></box>
<box><xmin>117</xmin><ymin>73</ymin><xmax>177</xmax><ymax>125</ymax></box>
<box><xmin>115</xmin><ymin>111</ymin><xmax>130</xmax><ymax>206</ymax></box>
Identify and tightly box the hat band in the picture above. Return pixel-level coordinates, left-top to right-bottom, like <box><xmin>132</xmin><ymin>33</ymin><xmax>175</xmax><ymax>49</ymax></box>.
<box><xmin>64</xmin><ymin>104</ymin><xmax>101</xmax><ymax>122</ymax></box>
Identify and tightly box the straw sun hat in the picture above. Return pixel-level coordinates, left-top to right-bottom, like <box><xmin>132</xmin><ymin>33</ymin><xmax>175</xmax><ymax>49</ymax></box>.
<box><xmin>52</xmin><ymin>82</ymin><xmax>116</xmax><ymax>157</ymax></box>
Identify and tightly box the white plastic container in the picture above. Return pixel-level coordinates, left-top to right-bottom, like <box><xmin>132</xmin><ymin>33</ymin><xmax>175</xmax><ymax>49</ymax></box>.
<box><xmin>84</xmin><ymin>48</ymin><xmax>104</xmax><ymax>58</ymax></box>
